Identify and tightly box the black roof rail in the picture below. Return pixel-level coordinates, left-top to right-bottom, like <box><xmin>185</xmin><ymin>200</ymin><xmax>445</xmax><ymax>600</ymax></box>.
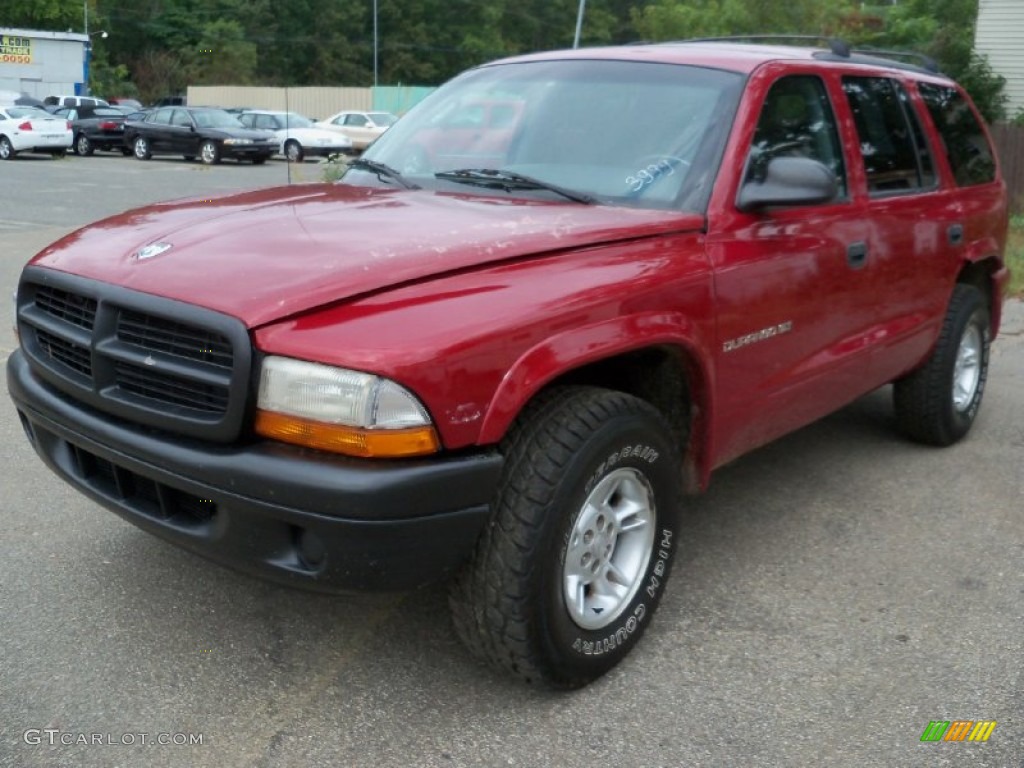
<box><xmin>848</xmin><ymin>47</ymin><xmax>940</xmax><ymax>73</ymax></box>
<box><xmin>683</xmin><ymin>35</ymin><xmax>851</xmax><ymax>57</ymax></box>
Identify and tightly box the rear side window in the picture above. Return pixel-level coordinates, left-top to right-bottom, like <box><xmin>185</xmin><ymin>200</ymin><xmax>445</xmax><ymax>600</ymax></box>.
<box><xmin>918</xmin><ymin>83</ymin><xmax>996</xmax><ymax>186</ymax></box>
<box><xmin>842</xmin><ymin>77</ymin><xmax>935</xmax><ymax>195</ymax></box>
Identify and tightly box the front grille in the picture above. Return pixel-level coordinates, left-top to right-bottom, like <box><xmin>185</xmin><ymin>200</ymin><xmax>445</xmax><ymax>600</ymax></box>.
<box><xmin>17</xmin><ymin>269</ymin><xmax>252</xmax><ymax>442</ymax></box>
<box><xmin>114</xmin><ymin>361</ymin><xmax>229</xmax><ymax>413</ymax></box>
<box><xmin>118</xmin><ymin>310</ymin><xmax>233</xmax><ymax>369</ymax></box>
<box><xmin>35</xmin><ymin>286</ymin><xmax>98</xmax><ymax>330</ymax></box>
<box><xmin>36</xmin><ymin>328</ymin><xmax>93</xmax><ymax>377</ymax></box>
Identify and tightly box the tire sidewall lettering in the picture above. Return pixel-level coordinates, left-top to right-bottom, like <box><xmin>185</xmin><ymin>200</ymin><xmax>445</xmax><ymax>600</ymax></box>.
<box><xmin>547</xmin><ymin>424</ymin><xmax>680</xmax><ymax>665</ymax></box>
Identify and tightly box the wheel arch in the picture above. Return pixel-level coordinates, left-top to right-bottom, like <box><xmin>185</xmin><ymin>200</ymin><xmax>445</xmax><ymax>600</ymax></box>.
<box><xmin>956</xmin><ymin>253</ymin><xmax>1010</xmax><ymax>337</ymax></box>
<box><xmin>477</xmin><ymin>314</ymin><xmax>715</xmax><ymax>493</ymax></box>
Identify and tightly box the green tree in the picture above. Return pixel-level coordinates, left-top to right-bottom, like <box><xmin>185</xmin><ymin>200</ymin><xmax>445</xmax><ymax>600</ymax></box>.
<box><xmin>632</xmin><ymin>0</ymin><xmax>854</xmax><ymax>40</ymax></box>
<box><xmin>849</xmin><ymin>0</ymin><xmax>1006</xmax><ymax>121</ymax></box>
<box><xmin>187</xmin><ymin>19</ymin><xmax>257</xmax><ymax>85</ymax></box>
<box><xmin>5</xmin><ymin>0</ymin><xmax>84</xmax><ymax>31</ymax></box>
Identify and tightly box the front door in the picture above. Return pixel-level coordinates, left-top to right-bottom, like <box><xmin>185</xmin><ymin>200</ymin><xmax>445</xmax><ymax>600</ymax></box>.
<box><xmin>706</xmin><ymin>70</ymin><xmax>872</xmax><ymax>465</ymax></box>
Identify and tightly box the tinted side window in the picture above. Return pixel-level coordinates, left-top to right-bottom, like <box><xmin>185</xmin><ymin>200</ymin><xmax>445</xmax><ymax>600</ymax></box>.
<box><xmin>169</xmin><ymin>109</ymin><xmax>189</xmax><ymax>127</ymax></box>
<box><xmin>148</xmin><ymin>108</ymin><xmax>172</xmax><ymax>125</ymax></box>
<box><xmin>918</xmin><ymin>83</ymin><xmax>996</xmax><ymax>186</ymax></box>
<box><xmin>746</xmin><ymin>75</ymin><xmax>847</xmax><ymax>196</ymax></box>
<box><xmin>842</xmin><ymin>77</ymin><xmax>935</xmax><ymax>195</ymax></box>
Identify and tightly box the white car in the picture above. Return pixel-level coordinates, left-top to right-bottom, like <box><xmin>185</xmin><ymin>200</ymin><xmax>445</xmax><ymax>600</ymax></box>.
<box><xmin>0</xmin><ymin>106</ymin><xmax>73</xmax><ymax>160</ymax></box>
<box><xmin>314</xmin><ymin>110</ymin><xmax>398</xmax><ymax>151</ymax></box>
<box><xmin>236</xmin><ymin>111</ymin><xmax>354</xmax><ymax>162</ymax></box>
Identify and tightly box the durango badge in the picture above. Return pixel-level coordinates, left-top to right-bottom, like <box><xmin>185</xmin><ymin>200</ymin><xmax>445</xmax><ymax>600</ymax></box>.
<box><xmin>133</xmin><ymin>241</ymin><xmax>173</xmax><ymax>261</ymax></box>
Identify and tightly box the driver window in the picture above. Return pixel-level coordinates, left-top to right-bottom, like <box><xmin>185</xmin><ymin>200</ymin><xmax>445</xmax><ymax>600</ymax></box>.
<box><xmin>746</xmin><ymin>76</ymin><xmax>846</xmax><ymax>196</ymax></box>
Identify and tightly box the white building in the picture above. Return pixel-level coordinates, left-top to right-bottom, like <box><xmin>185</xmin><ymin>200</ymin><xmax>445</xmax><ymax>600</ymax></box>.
<box><xmin>0</xmin><ymin>28</ymin><xmax>89</xmax><ymax>99</ymax></box>
<box><xmin>974</xmin><ymin>0</ymin><xmax>1024</xmax><ymax>116</ymax></box>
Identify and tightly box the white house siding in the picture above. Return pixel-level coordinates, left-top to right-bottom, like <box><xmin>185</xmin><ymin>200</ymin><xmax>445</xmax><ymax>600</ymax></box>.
<box><xmin>975</xmin><ymin>0</ymin><xmax>1024</xmax><ymax>115</ymax></box>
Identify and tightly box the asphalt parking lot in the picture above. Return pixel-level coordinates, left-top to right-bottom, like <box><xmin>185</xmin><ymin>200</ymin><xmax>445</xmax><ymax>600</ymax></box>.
<box><xmin>1</xmin><ymin>154</ymin><xmax>1022</xmax><ymax>768</ymax></box>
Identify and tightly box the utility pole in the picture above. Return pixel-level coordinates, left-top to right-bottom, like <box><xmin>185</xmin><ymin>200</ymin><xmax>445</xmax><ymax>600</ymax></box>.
<box><xmin>573</xmin><ymin>0</ymin><xmax>586</xmax><ymax>49</ymax></box>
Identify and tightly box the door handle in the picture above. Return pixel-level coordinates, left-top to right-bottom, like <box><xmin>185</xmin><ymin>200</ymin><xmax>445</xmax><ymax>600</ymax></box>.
<box><xmin>948</xmin><ymin>223</ymin><xmax>964</xmax><ymax>246</ymax></box>
<box><xmin>846</xmin><ymin>241</ymin><xmax>868</xmax><ymax>269</ymax></box>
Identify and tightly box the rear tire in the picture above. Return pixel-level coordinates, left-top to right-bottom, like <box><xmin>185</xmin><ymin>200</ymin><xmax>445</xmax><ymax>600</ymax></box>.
<box><xmin>133</xmin><ymin>136</ymin><xmax>151</xmax><ymax>160</ymax></box>
<box><xmin>449</xmin><ymin>387</ymin><xmax>683</xmax><ymax>689</ymax></box>
<box><xmin>894</xmin><ymin>284</ymin><xmax>990</xmax><ymax>446</ymax></box>
<box><xmin>75</xmin><ymin>134</ymin><xmax>94</xmax><ymax>156</ymax></box>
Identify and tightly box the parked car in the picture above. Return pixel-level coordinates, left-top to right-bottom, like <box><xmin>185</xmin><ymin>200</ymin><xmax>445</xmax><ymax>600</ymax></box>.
<box><xmin>0</xmin><ymin>106</ymin><xmax>73</xmax><ymax>159</ymax></box>
<box><xmin>7</xmin><ymin>40</ymin><xmax>1010</xmax><ymax>688</ymax></box>
<box><xmin>123</xmin><ymin>106</ymin><xmax>277</xmax><ymax>164</ymax></box>
<box><xmin>314</xmin><ymin>110</ymin><xmax>397</xmax><ymax>150</ymax></box>
<box><xmin>399</xmin><ymin>98</ymin><xmax>525</xmax><ymax>174</ymax></box>
<box><xmin>0</xmin><ymin>90</ymin><xmax>46</xmax><ymax>108</ymax></box>
<box><xmin>53</xmin><ymin>104</ymin><xmax>132</xmax><ymax>156</ymax></box>
<box><xmin>237</xmin><ymin>110</ymin><xmax>354</xmax><ymax>161</ymax></box>
<box><xmin>151</xmin><ymin>95</ymin><xmax>186</xmax><ymax>108</ymax></box>
<box><xmin>106</xmin><ymin>97</ymin><xmax>143</xmax><ymax>110</ymax></box>
<box><xmin>43</xmin><ymin>95</ymin><xmax>109</xmax><ymax>111</ymax></box>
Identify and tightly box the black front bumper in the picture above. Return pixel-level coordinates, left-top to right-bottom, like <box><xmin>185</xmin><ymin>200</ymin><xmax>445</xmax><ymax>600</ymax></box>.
<box><xmin>8</xmin><ymin>350</ymin><xmax>502</xmax><ymax>592</ymax></box>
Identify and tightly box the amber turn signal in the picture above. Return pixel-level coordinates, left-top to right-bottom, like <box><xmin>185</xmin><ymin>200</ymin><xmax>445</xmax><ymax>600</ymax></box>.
<box><xmin>254</xmin><ymin>410</ymin><xmax>440</xmax><ymax>458</ymax></box>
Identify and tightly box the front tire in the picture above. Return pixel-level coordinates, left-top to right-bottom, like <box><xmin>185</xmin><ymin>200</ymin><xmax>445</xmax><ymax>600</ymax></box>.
<box><xmin>133</xmin><ymin>136</ymin><xmax>151</xmax><ymax>160</ymax></box>
<box><xmin>284</xmin><ymin>140</ymin><xmax>303</xmax><ymax>162</ymax></box>
<box><xmin>199</xmin><ymin>140</ymin><xmax>221</xmax><ymax>165</ymax></box>
<box><xmin>894</xmin><ymin>284</ymin><xmax>990</xmax><ymax>446</ymax></box>
<box><xmin>449</xmin><ymin>387</ymin><xmax>683</xmax><ymax>688</ymax></box>
<box><xmin>0</xmin><ymin>135</ymin><xmax>14</xmax><ymax>160</ymax></box>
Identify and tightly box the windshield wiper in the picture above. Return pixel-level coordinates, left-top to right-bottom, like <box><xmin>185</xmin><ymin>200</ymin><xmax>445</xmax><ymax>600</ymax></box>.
<box><xmin>347</xmin><ymin>158</ymin><xmax>420</xmax><ymax>190</ymax></box>
<box><xmin>434</xmin><ymin>168</ymin><xmax>596</xmax><ymax>205</ymax></box>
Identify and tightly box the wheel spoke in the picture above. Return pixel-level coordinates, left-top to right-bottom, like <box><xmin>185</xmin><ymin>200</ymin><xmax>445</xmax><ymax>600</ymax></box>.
<box><xmin>562</xmin><ymin>466</ymin><xmax>658</xmax><ymax>630</ymax></box>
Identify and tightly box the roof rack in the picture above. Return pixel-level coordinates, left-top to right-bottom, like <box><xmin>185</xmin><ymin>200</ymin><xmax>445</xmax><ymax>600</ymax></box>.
<box><xmin>848</xmin><ymin>47</ymin><xmax>940</xmax><ymax>74</ymax></box>
<box><xmin>674</xmin><ymin>35</ymin><xmax>942</xmax><ymax>75</ymax></box>
<box><xmin>685</xmin><ymin>35</ymin><xmax>851</xmax><ymax>57</ymax></box>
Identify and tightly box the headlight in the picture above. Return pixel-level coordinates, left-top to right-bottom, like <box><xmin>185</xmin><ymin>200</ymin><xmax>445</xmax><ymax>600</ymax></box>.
<box><xmin>223</xmin><ymin>138</ymin><xmax>253</xmax><ymax>146</ymax></box>
<box><xmin>255</xmin><ymin>356</ymin><xmax>440</xmax><ymax>458</ymax></box>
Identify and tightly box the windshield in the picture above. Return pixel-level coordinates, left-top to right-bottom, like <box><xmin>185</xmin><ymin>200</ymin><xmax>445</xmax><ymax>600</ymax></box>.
<box><xmin>368</xmin><ymin>112</ymin><xmax>398</xmax><ymax>126</ymax></box>
<box><xmin>350</xmin><ymin>59</ymin><xmax>742</xmax><ymax>211</ymax></box>
<box><xmin>8</xmin><ymin>107</ymin><xmax>51</xmax><ymax>119</ymax></box>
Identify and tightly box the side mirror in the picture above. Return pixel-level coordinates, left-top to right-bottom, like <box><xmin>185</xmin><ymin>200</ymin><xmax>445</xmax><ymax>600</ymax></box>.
<box><xmin>737</xmin><ymin>156</ymin><xmax>838</xmax><ymax>212</ymax></box>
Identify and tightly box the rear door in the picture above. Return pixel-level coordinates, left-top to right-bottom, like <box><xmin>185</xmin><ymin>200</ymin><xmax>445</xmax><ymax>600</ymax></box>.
<box><xmin>143</xmin><ymin>108</ymin><xmax>174</xmax><ymax>151</ymax></box>
<box><xmin>838</xmin><ymin>75</ymin><xmax>957</xmax><ymax>383</ymax></box>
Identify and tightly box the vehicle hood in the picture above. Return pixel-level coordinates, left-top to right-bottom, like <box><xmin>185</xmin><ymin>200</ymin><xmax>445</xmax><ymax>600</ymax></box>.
<box><xmin>29</xmin><ymin>184</ymin><xmax>704</xmax><ymax>328</ymax></box>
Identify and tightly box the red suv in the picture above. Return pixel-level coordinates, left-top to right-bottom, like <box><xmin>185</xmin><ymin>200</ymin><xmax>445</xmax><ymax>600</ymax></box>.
<box><xmin>8</xmin><ymin>40</ymin><xmax>1010</xmax><ymax>688</ymax></box>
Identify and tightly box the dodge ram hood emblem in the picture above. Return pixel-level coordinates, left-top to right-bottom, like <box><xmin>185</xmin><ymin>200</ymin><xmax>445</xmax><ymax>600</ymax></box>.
<box><xmin>133</xmin><ymin>241</ymin><xmax>173</xmax><ymax>261</ymax></box>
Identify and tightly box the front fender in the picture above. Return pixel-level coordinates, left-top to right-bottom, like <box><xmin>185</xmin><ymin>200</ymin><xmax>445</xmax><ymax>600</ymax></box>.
<box><xmin>477</xmin><ymin>311</ymin><xmax>717</xmax><ymax>490</ymax></box>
